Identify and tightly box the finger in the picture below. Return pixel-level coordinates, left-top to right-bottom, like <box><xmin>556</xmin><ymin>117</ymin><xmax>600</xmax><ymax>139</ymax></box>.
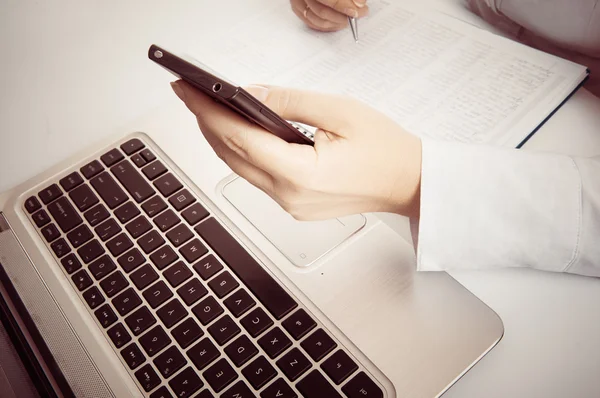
<box><xmin>291</xmin><ymin>0</ymin><xmax>346</xmax><ymax>31</ymax></box>
<box><xmin>244</xmin><ymin>85</ymin><xmax>364</xmax><ymax>135</ymax></box>
<box><xmin>172</xmin><ymin>80</ymin><xmax>312</xmax><ymax>178</ymax></box>
<box><xmin>305</xmin><ymin>0</ymin><xmax>347</xmax><ymax>24</ymax></box>
<box><xmin>315</xmin><ymin>0</ymin><xmax>368</xmax><ymax>16</ymax></box>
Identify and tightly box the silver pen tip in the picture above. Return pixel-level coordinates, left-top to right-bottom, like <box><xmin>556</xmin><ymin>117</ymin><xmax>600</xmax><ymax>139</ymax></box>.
<box><xmin>348</xmin><ymin>17</ymin><xmax>359</xmax><ymax>43</ymax></box>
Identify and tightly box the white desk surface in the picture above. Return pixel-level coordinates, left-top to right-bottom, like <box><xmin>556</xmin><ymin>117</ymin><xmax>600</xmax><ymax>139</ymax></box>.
<box><xmin>1</xmin><ymin>1</ymin><xmax>599</xmax><ymax>397</ymax></box>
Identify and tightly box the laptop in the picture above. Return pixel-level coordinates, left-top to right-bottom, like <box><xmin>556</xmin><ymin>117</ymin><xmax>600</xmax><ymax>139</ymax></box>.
<box><xmin>0</xmin><ymin>97</ymin><xmax>503</xmax><ymax>397</ymax></box>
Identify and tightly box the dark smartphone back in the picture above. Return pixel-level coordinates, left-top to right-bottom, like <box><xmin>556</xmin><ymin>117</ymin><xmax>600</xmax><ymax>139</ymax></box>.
<box><xmin>148</xmin><ymin>44</ymin><xmax>314</xmax><ymax>146</ymax></box>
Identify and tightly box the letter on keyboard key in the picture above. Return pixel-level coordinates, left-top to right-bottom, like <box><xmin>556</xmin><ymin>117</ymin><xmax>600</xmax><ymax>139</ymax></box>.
<box><xmin>258</xmin><ymin>327</ymin><xmax>292</xmax><ymax>359</ymax></box>
<box><xmin>195</xmin><ymin>218</ymin><xmax>297</xmax><ymax>320</ymax></box>
<box><xmin>169</xmin><ymin>367</ymin><xmax>203</xmax><ymax>398</ymax></box>
<box><xmin>179</xmin><ymin>239</ymin><xmax>207</xmax><ymax>264</ymax></box>
<box><xmin>156</xmin><ymin>298</ymin><xmax>188</xmax><ymax>328</ymax></box>
<box><xmin>223</xmin><ymin>289</ymin><xmax>256</xmax><ymax>318</ymax></box>
<box><xmin>276</xmin><ymin>348</ymin><xmax>311</xmax><ymax>382</ymax></box>
<box><xmin>203</xmin><ymin>358</ymin><xmax>237</xmax><ymax>393</ymax></box>
<box><xmin>187</xmin><ymin>338</ymin><xmax>220</xmax><ymax>370</ymax></box>
<box><xmin>134</xmin><ymin>364</ymin><xmax>161</xmax><ymax>392</ymax></box>
<box><xmin>177</xmin><ymin>278</ymin><xmax>208</xmax><ymax>306</ymax></box>
<box><xmin>341</xmin><ymin>372</ymin><xmax>384</xmax><ymax>398</ymax></box>
<box><xmin>296</xmin><ymin>370</ymin><xmax>342</xmax><ymax>398</ymax></box>
<box><xmin>224</xmin><ymin>335</ymin><xmax>259</xmax><ymax>367</ymax></box>
<box><xmin>47</xmin><ymin>197</ymin><xmax>82</xmax><ymax>233</ymax></box>
<box><xmin>143</xmin><ymin>281</ymin><xmax>173</xmax><ymax>309</ymax></box>
<box><xmin>207</xmin><ymin>315</ymin><xmax>240</xmax><ymax>346</ymax></box>
<box><xmin>90</xmin><ymin>172</ymin><xmax>128</xmax><ymax>209</ymax></box>
<box><xmin>260</xmin><ymin>378</ymin><xmax>297</xmax><ymax>398</ymax></box>
<box><xmin>192</xmin><ymin>296</ymin><xmax>223</xmax><ymax>326</ymax></box>
<box><xmin>223</xmin><ymin>381</ymin><xmax>254</xmax><ymax>398</ymax></box>
<box><xmin>240</xmin><ymin>308</ymin><xmax>273</xmax><ymax>338</ymax></box>
<box><xmin>172</xmin><ymin>318</ymin><xmax>204</xmax><ymax>349</ymax></box>
<box><xmin>242</xmin><ymin>356</ymin><xmax>277</xmax><ymax>390</ymax></box>
<box><xmin>111</xmin><ymin>160</ymin><xmax>155</xmax><ymax>203</ymax></box>
<box><xmin>89</xmin><ymin>255</ymin><xmax>116</xmax><ymax>280</ymax></box>
<box><xmin>130</xmin><ymin>264</ymin><xmax>159</xmax><ymax>290</ymax></box>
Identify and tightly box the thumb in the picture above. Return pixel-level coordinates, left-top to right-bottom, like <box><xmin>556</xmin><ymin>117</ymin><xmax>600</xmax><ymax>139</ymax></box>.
<box><xmin>243</xmin><ymin>85</ymin><xmax>360</xmax><ymax>135</ymax></box>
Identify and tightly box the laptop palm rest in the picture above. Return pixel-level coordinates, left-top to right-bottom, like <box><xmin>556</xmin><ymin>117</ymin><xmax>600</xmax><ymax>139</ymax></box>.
<box><xmin>221</xmin><ymin>177</ymin><xmax>366</xmax><ymax>267</ymax></box>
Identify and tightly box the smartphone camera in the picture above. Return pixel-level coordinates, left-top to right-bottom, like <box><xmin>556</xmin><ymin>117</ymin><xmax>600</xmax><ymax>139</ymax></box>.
<box><xmin>212</xmin><ymin>83</ymin><xmax>222</xmax><ymax>93</ymax></box>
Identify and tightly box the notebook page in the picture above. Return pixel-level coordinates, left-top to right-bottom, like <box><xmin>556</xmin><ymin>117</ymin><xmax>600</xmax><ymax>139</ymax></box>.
<box><xmin>198</xmin><ymin>0</ymin><xmax>587</xmax><ymax>147</ymax></box>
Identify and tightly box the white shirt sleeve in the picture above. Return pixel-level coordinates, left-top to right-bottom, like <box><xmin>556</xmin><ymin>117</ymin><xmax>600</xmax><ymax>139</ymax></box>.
<box><xmin>413</xmin><ymin>139</ymin><xmax>600</xmax><ymax>277</ymax></box>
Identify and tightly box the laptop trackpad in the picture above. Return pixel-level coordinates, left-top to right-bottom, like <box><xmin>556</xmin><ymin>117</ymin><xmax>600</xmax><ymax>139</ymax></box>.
<box><xmin>221</xmin><ymin>177</ymin><xmax>366</xmax><ymax>267</ymax></box>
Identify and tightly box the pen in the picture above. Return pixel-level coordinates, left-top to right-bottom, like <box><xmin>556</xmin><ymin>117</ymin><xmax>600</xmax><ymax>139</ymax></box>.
<box><xmin>348</xmin><ymin>16</ymin><xmax>359</xmax><ymax>43</ymax></box>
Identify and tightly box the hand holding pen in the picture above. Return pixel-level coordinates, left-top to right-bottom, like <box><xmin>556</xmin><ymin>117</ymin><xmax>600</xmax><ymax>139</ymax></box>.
<box><xmin>291</xmin><ymin>0</ymin><xmax>368</xmax><ymax>38</ymax></box>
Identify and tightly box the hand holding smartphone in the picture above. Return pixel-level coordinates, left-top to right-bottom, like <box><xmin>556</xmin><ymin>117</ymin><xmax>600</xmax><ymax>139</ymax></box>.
<box><xmin>148</xmin><ymin>45</ymin><xmax>314</xmax><ymax>146</ymax></box>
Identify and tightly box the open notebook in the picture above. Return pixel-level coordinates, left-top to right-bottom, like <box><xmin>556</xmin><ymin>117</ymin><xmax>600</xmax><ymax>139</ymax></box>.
<box><xmin>198</xmin><ymin>0</ymin><xmax>589</xmax><ymax>148</ymax></box>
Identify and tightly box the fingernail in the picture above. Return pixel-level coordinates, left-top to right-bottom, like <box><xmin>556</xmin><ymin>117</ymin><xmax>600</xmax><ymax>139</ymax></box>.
<box><xmin>352</xmin><ymin>0</ymin><xmax>366</xmax><ymax>8</ymax></box>
<box><xmin>170</xmin><ymin>81</ymin><xmax>185</xmax><ymax>102</ymax></box>
<box><xmin>244</xmin><ymin>85</ymin><xmax>269</xmax><ymax>102</ymax></box>
<box><xmin>344</xmin><ymin>8</ymin><xmax>358</xmax><ymax>17</ymax></box>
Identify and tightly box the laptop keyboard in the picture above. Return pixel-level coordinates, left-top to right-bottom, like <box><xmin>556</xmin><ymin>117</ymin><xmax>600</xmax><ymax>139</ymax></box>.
<box><xmin>23</xmin><ymin>137</ymin><xmax>384</xmax><ymax>398</ymax></box>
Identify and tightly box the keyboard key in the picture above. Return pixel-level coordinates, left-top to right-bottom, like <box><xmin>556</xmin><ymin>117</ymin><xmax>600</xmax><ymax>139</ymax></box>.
<box><xmin>121</xmin><ymin>138</ymin><xmax>145</xmax><ymax>155</ymax></box>
<box><xmin>112</xmin><ymin>160</ymin><xmax>155</xmax><ymax>203</ymax></box>
<box><xmin>164</xmin><ymin>261</ymin><xmax>192</xmax><ymax>287</ymax></box>
<box><xmin>84</xmin><ymin>203</ymin><xmax>109</xmax><ymax>226</ymax></box>
<box><xmin>169</xmin><ymin>189</ymin><xmax>195</xmax><ymax>211</ymax></box>
<box><xmin>208</xmin><ymin>315</ymin><xmax>240</xmax><ymax>346</ymax></box>
<box><xmin>82</xmin><ymin>286</ymin><xmax>105</xmax><ymax>309</ymax></box>
<box><xmin>47</xmin><ymin>197</ymin><xmax>82</xmax><ymax>233</ymax></box>
<box><xmin>301</xmin><ymin>329</ymin><xmax>337</xmax><ymax>362</ymax></box>
<box><xmin>196</xmin><ymin>218</ymin><xmax>297</xmax><ymax>320</ymax></box>
<box><xmin>156</xmin><ymin>299</ymin><xmax>188</xmax><ymax>328</ymax></box>
<box><xmin>296</xmin><ymin>370</ymin><xmax>341</xmax><ymax>398</ymax></box>
<box><xmin>166</xmin><ymin>224</ymin><xmax>193</xmax><ymax>247</ymax></box>
<box><xmin>282</xmin><ymin>309</ymin><xmax>316</xmax><ymax>341</ymax></box>
<box><xmin>131</xmin><ymin>153</ymin><xmax>147</xmax><ymax>168</ymax></box>
<box><xmin>276</xmin><ymin>348</ymin><xmax>311</xmax><ymax>382</ymax></box>
<box><xmin>154</xmin><ymin>173</ymin><xmax>183</xmax><ymax>197</ymax></box>
<box><xmin>203</xmin><ymin>358</ymin><xmax>237</xmax><ymax>392</ymax></box>
<box><xmin>24</xmin><ymin>196</ymin><xmax>41</xmax><ymax>214</ymax></box>
<box><xmin>107</xmin><ymin>322</ymin><xmax>131</xmax><ymax>349</ymax></box>
<box><xmin>150</xmin><ymin>386</ymin><xmax>173</xmax><ymax>398</ymax></box>
<box><xmin>38</xmin><ymin>184</ymin><xmax>62</xmax><ymax>204</ymax></box>
<box><xmin>60</xmin><ymin>253</ymin><xmax>82</xmax><ymax>274</ymax></box>
<box><xmin>94</xmin><ymin>304</ymin><xmax>117</xmax><ymax>329</ymax></box>
<box><xmin>51</xmin><ymin>238</ymin><xmax>71</xmax><ymax>258</ymax></box>
<box><xmin>134</xmin><ymin>363</ymin><xmax>161</xmax><ymax>392</ymax></box>
<box><xmin>112</xmin><ymin>287</ymin><xmax>142</xmax><ymax>316</ymax></box>
<box><xmin>225</xmin><ymin>335</ymin><xmax>258</xmax><ymax>367</ymax></box>
<box><xmin>192</xmin><ymin>296</ymin><xmax>223</xmax><ymax>326</ymax></box>
<box><xmin>154</xmin><ymin>209</ymin><xmax>180</xmax><ymax>232</ymax></box>
<box><xmin>139</xmin><ymin>325</ymin><xmax>171</xmax><ymax>356</ymax></box>
<box><xmin>59</xmin><ymin>172</ymin><xmax>83</xmax><ymax>192</ymax></box>
<box><xmin>193</xmin><ymin>254</ymin><xmax>223</xmax><ymax>281</ymax></box>
<box><xmin>80</xmin><ymin>160</ymin><xmax>104</xmax><ymax>179</ymax></box>
<box><xmin>95</xmin><ymin>218</ymin><xmax>121</xmax><ymax>242</ymax></box>
<box><xmin>142</xmin><ymin>195</ymin><xmax>167</xmax><ymax>217</ymax></box>
<box><xmin>142</xmin><ymin>161</ymin><xmax>167</xmax><ymax>180</ymax></box>
<box><xmin>41</xmin><ymin>223</ymin><xmax>60</xmax><ymax>242</ymax></box>
<box><xmin>125</xmin><ymin>306</ymin><xmax>157</xmax><ymax>336</ymax></box>
<box><xmin>243</xmin><ymin>356</ymin><xmax>277</xmax><ymax>390</ymax></box>
<box><xmin>69</xmin><ymin>184</ymin><xmax>99</xmax><ymax>212</ymax></box>
<box><xmin>172</xmin><ymin>318</ymin><xmax>203</xmax><ymax>349</ymax></box>
<box><xmin>177</xmin><ymin>278</ymin><xmax>208</xmax><ymax>306</ymax></box>
<box><xmin>260</xmin><ymin>378</ymin><xmax>297</xmax><ymax>398</ymax></box>
<box><xmin>181</xmin><ymin>203</ymin><xmax>209</xmax><ymax>226</ymax></box>
<box><xmin>321</xmin><ymin>350</ymin><xmax>358</xmax><ymax>385</ymax></box>
<box><xmin>187</xmin><ymin>337</ymin><xmax>220</xmax><ymax>370</ymax></box>
<box><xmin>121</xmin><ymin>343</ymin><xmax>146</xmax><ymax>370</ymax></box>
<box><xmin>143</xmin><ymin>281</ymin><xmax>173</xmax><ymax>309</ymax></box>
<box><xmin>341</xmin><ymin>372</ymin><xmax>384</xmax><ymax>398</ymax></box>
<box><xmin>72</xmin><ymin>269</ymin><xmax>93</xmax><ymax>291</ymax></box>
<box><xmin>222</xmin><ymin>381</ymin><xmax>254</xmax><ymax>398</ymax></box>
<box><xmin>258</xmin><ymin>327</ymin><xmax>292</xmax><ymax>359</ymax></box>
<box><xmin>179</xmin><ymin>239</ymin><xmax>207</xmax><ymax>264</ymax></box>
<box><xmin>131</xmin><ymin>264</ymin><xmax>158</xmax><ymax>290</ymax></box>
<box><xmin>32</xmin><ymin>209</ymin><xmax>51</xmax><ymax>228</ymax></box>
<box><xmin>223</xmin><ymin>289</ymin><xmax>256</xmax><ymax>319</ymax></box>
<box><xmin>89</xmin><ymin>255</ymin><xmax>116</xmax><ymax>280</ymax></box>
<box><xmin>117</xmin><ymin>248</ymin><xmax>145</xmax><ymax>273</ymax></box>
<box><xmin>90</xmin><ymin>172</ymin><xmax>128</xmax><ymax>209</ymax></box>
<box><xmin>138</xmin><ymin>230</ymin><xmax>165</xmax><ymax>254</ymax></box>
<box><xmin>141</xmin><ymin>149</ymin><xmax>156</xmax><ymax>163</ymax></box>
<box><xmin>101</xmin><ymin>148</ymin><xmax>125</xmax><ymax>167</ymax></box>
<box><xmin>208</xmin><ymin>271</ymin><xmax>239</xmax><ymax>299</ymax></box>
<box><xmin>153</xmin><ymin>346</ymin><xmax>187</xmax><ymax>378</ymax></box>
<box><xmin>150</xmin><ymin>245</ymin><xmax>178</xmax><ymax>270</ymax></box>
<box><xmin>125</xmin><ymin>215</ymin><xmax>152</xmax><ymax>239</ymax></box>
<box><xmin>196</xmin><ymin>391</ymin><xmax>214</xmax><ymax>398</ymax></box>
<box><xmin>114</xmin><ymin>201</ymin><xmax>140</xmax><ymax>224</ymax></box>
<box><xmin>169</xmin><ymin>367</ymin><xmax>203</xmax><ymax>398</ymax></box>
<box><xmin>67</xmin><ymin>224</ymin><xmax>93</xmax><ymax>248</ymax></box>
<box><xmin>77</xmin><ymin>239</ymin><xmax>104</xmax><ymax>263</ymax></box>
<box><xmin>106</xmin><ymin>233</ymin><xmax>133</xmax><ymax>257</ymax></box>
<box><xmin>240</xmin><ymin>308</ymin><xmax>273</xmax><ymax>338</ymax></box>
<box><xmin>100</xmin><ymin>271</ymin><xmax>129</xmax><ymax>298</ymax></box>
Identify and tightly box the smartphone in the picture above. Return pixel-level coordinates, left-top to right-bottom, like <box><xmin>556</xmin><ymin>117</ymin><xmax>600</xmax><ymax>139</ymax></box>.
<box><xmin>148</xmin><ymin>44</ymin><xmax>314</xmax><ymax>146</ymax></box>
